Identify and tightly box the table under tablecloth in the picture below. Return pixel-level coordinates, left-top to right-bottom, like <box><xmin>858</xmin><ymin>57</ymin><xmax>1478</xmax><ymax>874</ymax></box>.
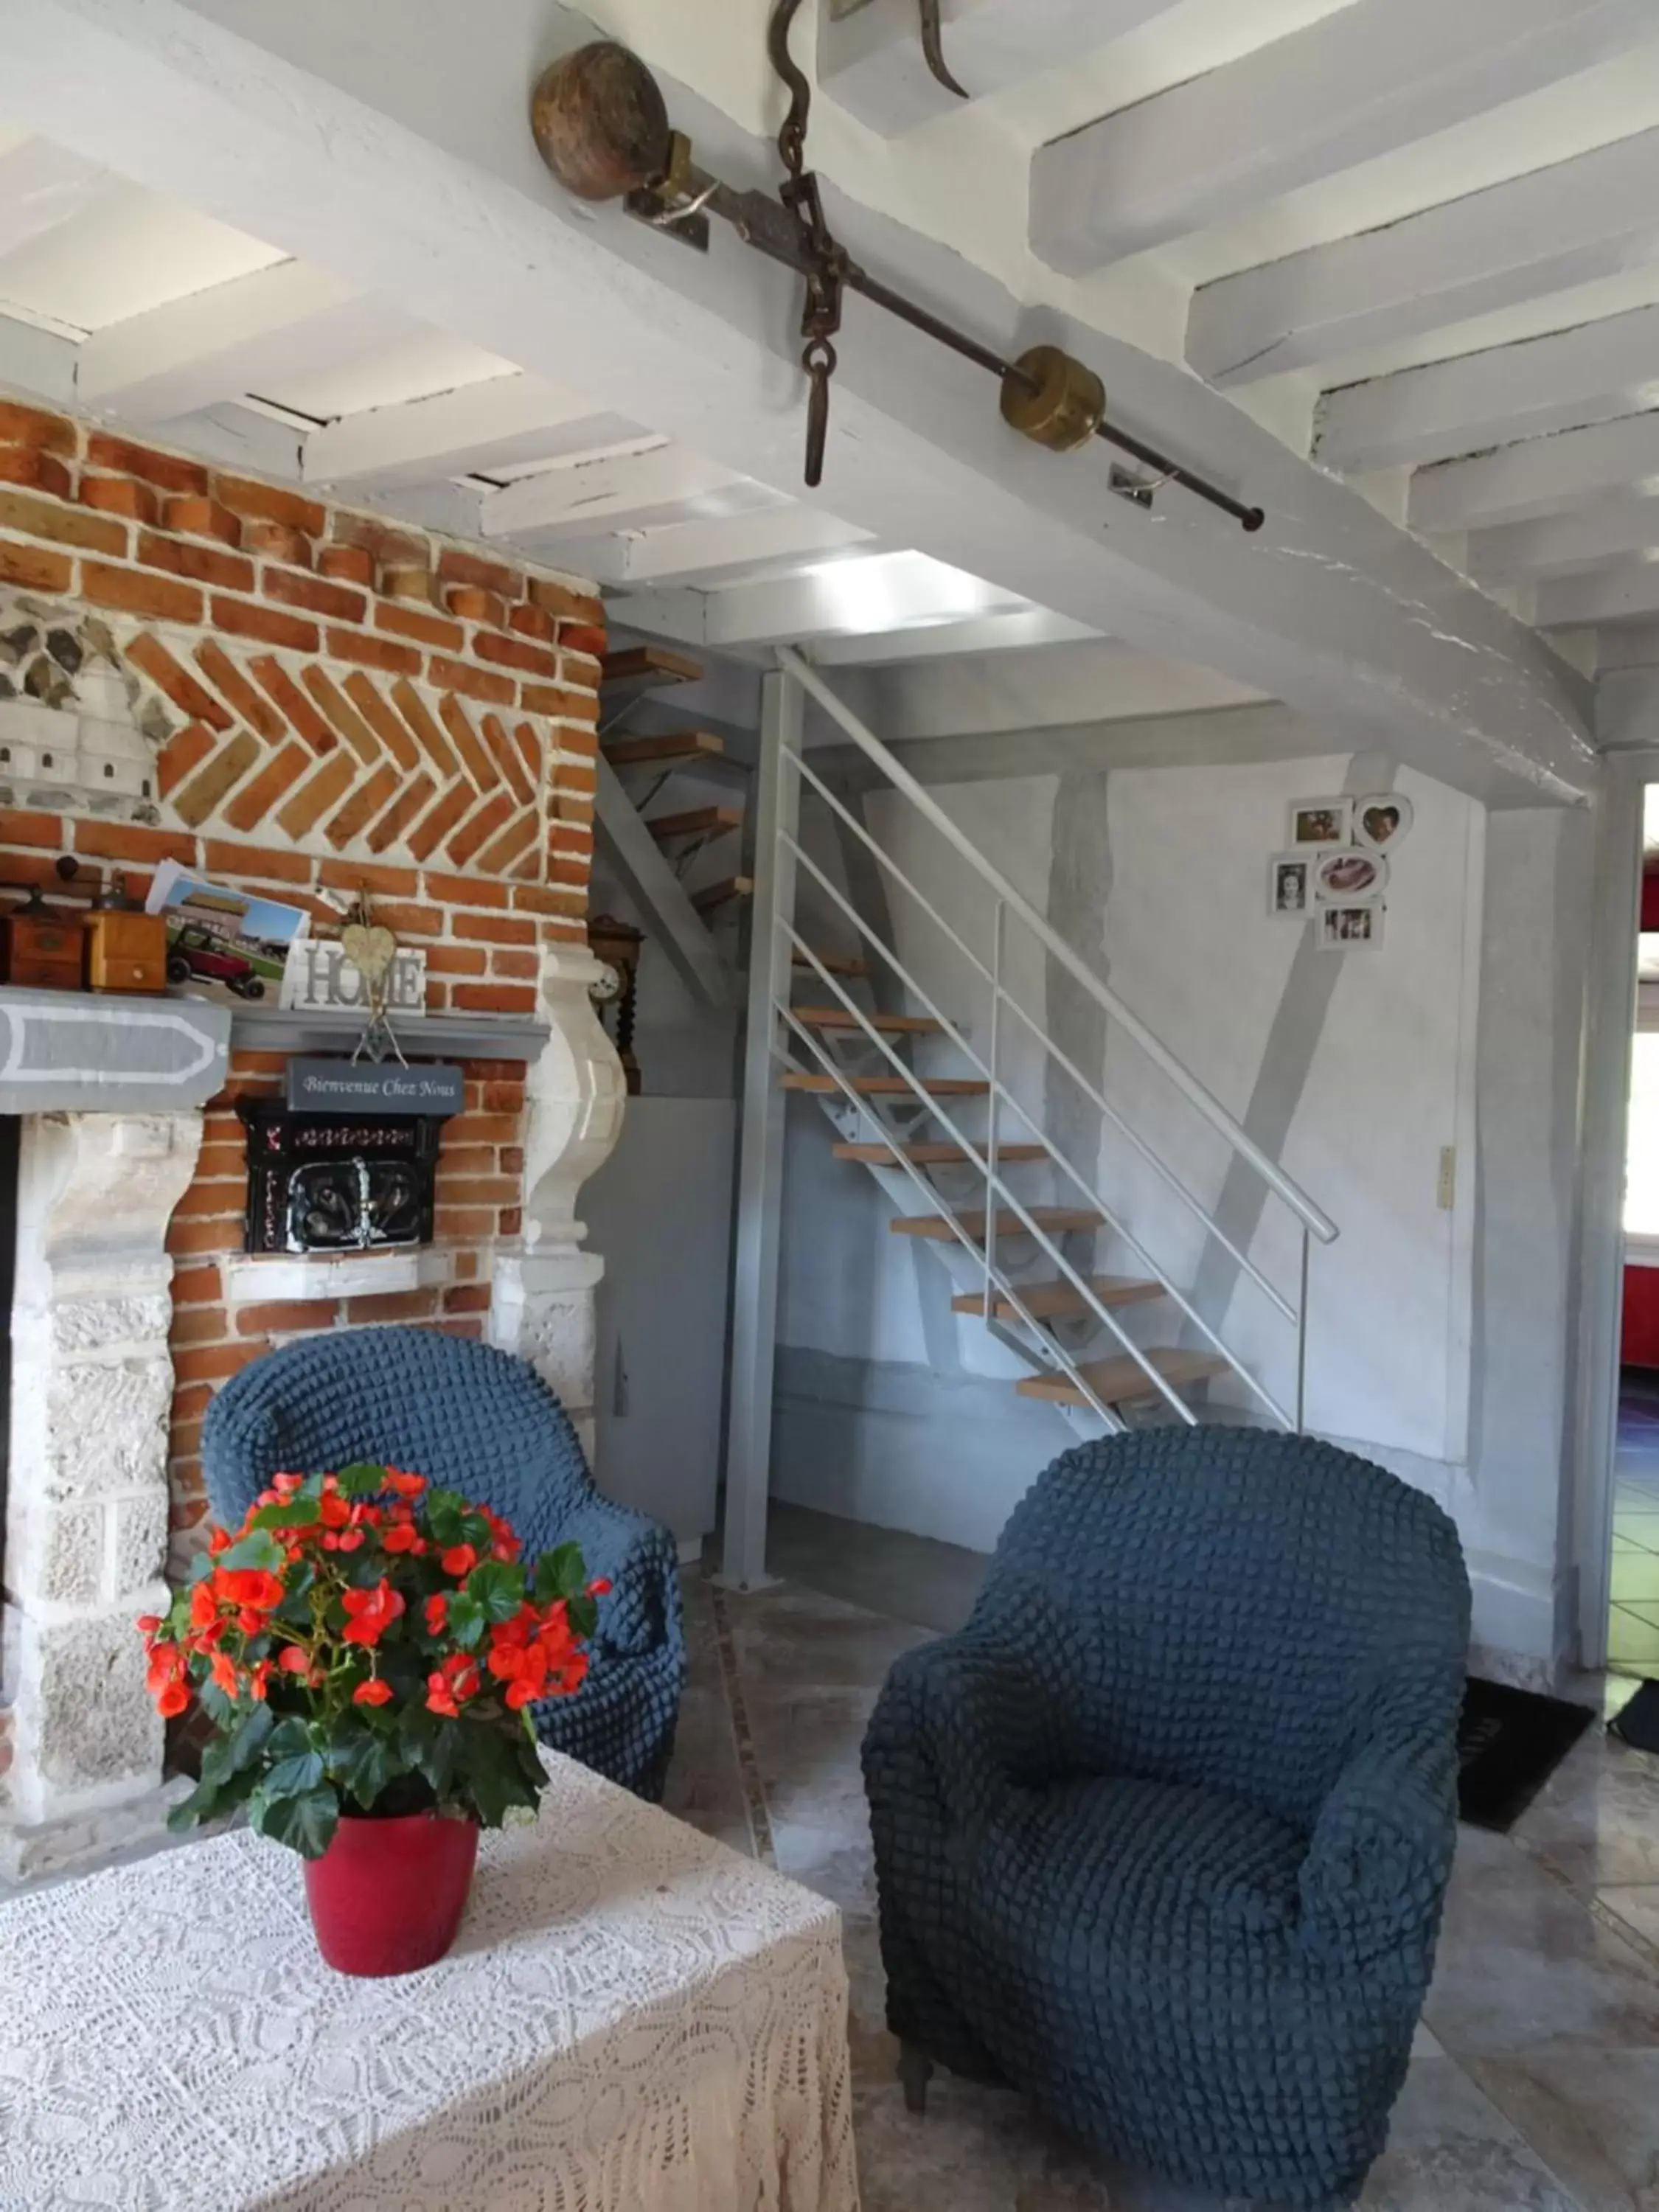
<box><xmin>0</xmin><ymin>1752</ymin><xmax>859</xmax><ymax>2211</ymax></box>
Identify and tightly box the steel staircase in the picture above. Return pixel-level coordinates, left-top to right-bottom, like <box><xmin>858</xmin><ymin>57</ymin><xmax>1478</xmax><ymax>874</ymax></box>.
<box><xmin>598</xmin><ymin>639</ymin><xmax>1339</xmax><ymax>1585</ymax></box>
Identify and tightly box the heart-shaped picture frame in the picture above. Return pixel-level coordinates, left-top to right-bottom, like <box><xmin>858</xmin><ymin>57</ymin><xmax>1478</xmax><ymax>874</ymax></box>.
<box><xmin>1354</xmin><ymin>794</ymin><xmax>1413</xmax><ymax>852</ymax></box>
<box><xmin>340</xmin><ymin>922</ymin><xmax>397</xmax><ymax>986</ymax></box>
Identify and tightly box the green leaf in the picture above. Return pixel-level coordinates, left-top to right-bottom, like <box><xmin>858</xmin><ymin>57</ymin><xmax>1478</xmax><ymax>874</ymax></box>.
<box><xmin>335</xmin><ymin>1462</ymin><xmax>389</xmax><ymax>1499</ymax></box>
<box><xmin>457</xmin><ymin>1722</ymin><xmax>543</xmax><ymax>1829</ymax></box>
<box><xmin>447</xmin><ymin>1591</ymin><xmax>486</xmax><ymax>1649</ymax></box>
<box><xmin>264</xmin><ymin>1715</ymin><xmax>313</xmax><ymax>1761</ymax></box>
<box><xmin>465</xmin><ymin>1559</ymin><xmax>525</xmax><ymax>1624</ymax></box>
<box><xmin>534</xmin><ymin>1542</ymin><xmax>588</xmax><ymax>1606</ymax></box>
<box><xmin>425</xmin><ymin>1489</ymin><xmax>465</xmax><ymax>1548</ymax></box>
<box><xmin>568</xmin><ymin>1593</ymin><xmax>598</xmax><ymax>1642</ymax></box>
<box><xmin>200</xmin><ymin>1700</ymin><xmax>274</xmax><ymax>1787</ymax></box>
<box><xmin>250</xmin><ymin>1497</ymin><xmax>323</xmax><ymax>1531</ymax></box>
<box><xmin>329</xmin><ymin>1725</ymin><xmax>405</xmax><ymax>1814</ymax></box>
<box><xmin>399</xmin><ymin>1705</ymin><xmax>459</xmax><ymax>1800</ymax></box>
<box><xmin>265</xmin><ymin>1747</ymin><xmax>325</xmax><ymax>1797</ymax></box>
<box><xmin>187</xmin><ymin>1552</ymin><xmax>217</xmax><ymax>1585</ymax></box>
<box><xmin>249</xmin><ymin>1781</ymin><xmax>340</xmax><ymax>1860</ymax></box>
<box><xmin>167</xmin><ymin>1777</ymin><xmax>220</xmax><ymax>1831</ymax></box>
<box><xmin>215</xmin><ymin>1528</ymin><xmax>287</xmax><ymax>1573</ymax></box>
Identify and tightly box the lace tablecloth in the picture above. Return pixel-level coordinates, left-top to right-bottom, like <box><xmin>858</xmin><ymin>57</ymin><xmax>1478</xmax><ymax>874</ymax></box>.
<box><xmin>0</xmin><ymin>1754</ymin><xmax>860</xmax><ymax>2211</ymax></box>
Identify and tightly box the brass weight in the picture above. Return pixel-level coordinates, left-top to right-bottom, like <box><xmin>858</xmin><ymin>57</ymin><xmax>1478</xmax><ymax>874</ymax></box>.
<box><xmin>530</xmin><ymin>41</ymin><xmax>672</xmax><ymax>202</ymax></box>
<box><xmin>999</xmin><ymin>344</ymin><xmax>1106</xmax><ymax>454</ymax></box>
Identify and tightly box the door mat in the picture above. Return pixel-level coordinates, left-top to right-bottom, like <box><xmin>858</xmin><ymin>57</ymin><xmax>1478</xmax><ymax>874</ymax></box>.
<box><xmin>1457</xmin><ymin>1677</ymin><xmax>1594</xmax><ymax>1832</ymax></box>
<box><xmin>1609</xmin><ymin>1677</ymin><xmax>1659</xmax><ymax>1755</ymax></box>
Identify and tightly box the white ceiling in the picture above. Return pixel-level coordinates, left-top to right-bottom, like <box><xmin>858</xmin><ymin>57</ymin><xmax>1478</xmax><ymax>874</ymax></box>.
<box><xmin>0</xmin><ymin>119</ymin><xmax>1081</xmax><ymax>669</ymax></box>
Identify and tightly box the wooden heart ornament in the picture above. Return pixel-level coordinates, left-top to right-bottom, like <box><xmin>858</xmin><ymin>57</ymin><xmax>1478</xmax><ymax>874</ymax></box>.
<box><xmin>340</xmin><ymin>923</ymin><xmax>397</xmax><ymax>986</ymax></box>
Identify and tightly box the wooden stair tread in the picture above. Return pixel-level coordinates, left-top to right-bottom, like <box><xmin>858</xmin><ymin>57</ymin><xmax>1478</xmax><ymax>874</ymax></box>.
<box><xmin>599</xmin><ymin>646</ymin><xmax>703</xmax><ymax>703</ymax></box>
<box><xmin>793</xmin><ymin>1006</ymin><xmax>941</xmax><ymax>1035</ymax></box>
<box><xmin>781</xmin><ymin>1073</ymin><xmax>989</xmax><ymax>1096</ymax></box>
<box><xmin>833</xmin><ymin>1140</ymin><xmax>1048</xmax><ymax>1165</ymax></box>
<box><xmin>793</xmin><ymin>948</ymin><xmax>869</xmax><ymax>978</ymax></box>
<box><xmin>953</xmin><ymin>1275</ymin><xmax>1165</xmax><ymax>1322</ymax></box>
<box><xmin>891</xmin><ymin>1206</ymin><xmax>1101</xmax><ymax>1243</ymax></box>
<box><xmin>691</xmin><ymin>875</ymin><xmax>754</xmax><ymax>912</ymax></box>
<box><xmin>606</xmin><ymin>730</ymin><xmax>726</xmax><ymax>768</ymax></box>
<box><xmin>1015</xmin><ymin>1347</ymin><xmax>1227</xmax><ymax>1408</ymax></box>
<box><xmin>648</xmin><ymin>804</ymin><xmax>742</xmax><ymax>842</ymax></box>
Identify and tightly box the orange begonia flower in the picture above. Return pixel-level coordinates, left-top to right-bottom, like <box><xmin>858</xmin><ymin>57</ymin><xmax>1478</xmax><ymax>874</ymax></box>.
<box><xmin>441</xmin><ymin>1543</ymin><xmax>479</xmax><ymax>1579</ymax></box>
<box><xmin>353</xmin><ymin>1677</ymin><xmax>394</xmax><ymax>1707</ymax></box>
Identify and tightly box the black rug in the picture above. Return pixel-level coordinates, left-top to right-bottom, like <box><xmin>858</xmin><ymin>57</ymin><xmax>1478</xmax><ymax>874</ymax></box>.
<box><xmin>1456</xmin><ymin>1677</ymin><xmax>1594</xmax><ymax>1832</ymax></box>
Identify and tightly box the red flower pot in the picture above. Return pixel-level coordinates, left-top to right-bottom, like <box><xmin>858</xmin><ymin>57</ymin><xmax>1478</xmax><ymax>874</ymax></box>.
<box><xmin>302</xmin><ymin>1810</ymin><xmax>479</xmax><ymax>1977</ymax></box>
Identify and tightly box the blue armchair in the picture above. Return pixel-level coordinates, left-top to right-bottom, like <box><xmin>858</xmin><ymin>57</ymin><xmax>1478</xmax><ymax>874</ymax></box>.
<box><xmin>202</xmin><ymin>1326</ymin><xmax>685</xmax><ymax>1800</ymax></box>
<box><xmin>862</xmin><ymin>1428</ymin><xmax>1470</xmax><ymax>2209</ymax></box>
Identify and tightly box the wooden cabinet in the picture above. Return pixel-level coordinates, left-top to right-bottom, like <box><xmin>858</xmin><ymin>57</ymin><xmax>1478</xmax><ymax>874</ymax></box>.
<box><xmin>83</xmin><ymin>907</ymin><xmax>168</xmax><ymax>994</ymax></box>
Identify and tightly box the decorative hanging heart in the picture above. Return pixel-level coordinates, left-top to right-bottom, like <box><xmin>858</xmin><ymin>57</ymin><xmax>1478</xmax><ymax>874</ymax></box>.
<box><xmin>340</xmin><ymin>923</ymin><xmax>397</xmax><ymax>985</ymax></box>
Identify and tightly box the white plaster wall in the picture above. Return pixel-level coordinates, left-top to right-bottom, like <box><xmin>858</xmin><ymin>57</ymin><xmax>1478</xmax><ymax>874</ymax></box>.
<box><xmin>775</xmin><ymin>742</ymin><xmax>1506</xmax><ymax>1593</ymax></box>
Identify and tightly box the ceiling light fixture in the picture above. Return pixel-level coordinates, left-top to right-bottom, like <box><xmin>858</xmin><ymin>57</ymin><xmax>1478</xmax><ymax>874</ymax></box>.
<box><xmin>529</xmin><ymin>7</ymin><xmax>1264</xmax><ymax>533</ymax></box>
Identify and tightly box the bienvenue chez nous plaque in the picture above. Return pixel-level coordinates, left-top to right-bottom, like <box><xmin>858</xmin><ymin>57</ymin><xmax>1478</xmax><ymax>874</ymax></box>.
<box><xmin>285</xmin><ymin>1058</ymin><xmax>465</xmax><ymax>1116</ymax></box>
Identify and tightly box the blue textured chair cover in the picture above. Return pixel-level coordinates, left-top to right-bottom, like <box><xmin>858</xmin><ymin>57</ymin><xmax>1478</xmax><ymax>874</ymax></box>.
<box><xmin>863</xmin><ymin>1429</ymin><xmax>1470</xmax><ymax>2208</ymax></box>
<box><xmin>202</xmin><ymin>1327</ymin><xmax>685</xmax><ymax>1800</ymax></box>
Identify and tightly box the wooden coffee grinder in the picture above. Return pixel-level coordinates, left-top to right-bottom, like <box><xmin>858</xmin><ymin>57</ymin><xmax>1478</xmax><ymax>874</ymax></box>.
<box><xmin>81</xmin><ymin>867</ymin><xmax>169</xmax><ymax>994</ymax></box>
<box><xmin>0</xmin><ymin>860</ymin><xmax>84</xmax><ymax>991</ymax></box>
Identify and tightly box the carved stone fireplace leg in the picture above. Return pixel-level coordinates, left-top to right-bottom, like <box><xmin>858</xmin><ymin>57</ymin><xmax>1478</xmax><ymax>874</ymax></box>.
<box><xmin>490</xmin><ymin>947</ymin><xmax>625</xmax><ymax>1457</ymax></box>
<box><xmin>0</xmin><ymin>1112</ymin><xmax>204</xmax><ymax>1881</ymax></box>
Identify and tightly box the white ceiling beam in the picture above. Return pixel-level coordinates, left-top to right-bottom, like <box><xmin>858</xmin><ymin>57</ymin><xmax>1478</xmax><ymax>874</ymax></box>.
<box><xmin>1536</xmin><ymin>561</ymin><xmax>1659</xmax><ymax>630</ymax></box>
<box><xmin>1411</xmin><ymin>411</ymin><xmax>1659</xmax><ymax>534</ymax></box>
<box><xmin>0</xmin><ymin>138</ymin><xmax>108</xmax><ymax>261</ymax></box>
<box><xmin>1189</xmin><ymin>125</ymin><xmax>1659</xmax><ymax>391</ymax></box>
<box><xmin>2</xmin><ymin>0</ymin><xmax>1593</xmax><ymax>808</ymax></box>
<box><xmin>1467</xmin><ymin>497</ymin><xmax>1659</xmax><ymax>587</ymax></box>
<box><xmin>1316</xmin><ymin>305</ymin><xmax>1659</xmax><ymax>476</ymax></box>
<box><xmin>0</xmin><ymin>310</ymin><xmax>76</xmax><ymax>406</ymax></box>
<box><xmin>302</xmin><ymin>371</ymin><xmax>636</xmax><ymax>489</ymax></box>
<box><xmin>73</xmin><ymin>257</ymin><xmax>381</xmax><ymax>420</ymax></box>
<box><xmin>1031</xmin><ymin>0</ymin><xmax>1659</xmax><ymax>275</ymax></box>
<box><xmin>816</xmin><ymin>0</ymin><xmax>1175</xmax><ymax>139</ymax></box>
<box><xmin>480</xmin><ymin>442</ymin><xmax>771</xmax><ymax>542</ymax></box>
<box><xmin>622</xmin><ymin>551</ymin><xmax>1029</xmax><ymax>655</ymax></box>
<box><xmin>571</xmin><ymin>506</ymin><xmax>875</xmax><ymax>589</ymax></box>
<box><xmin>811</xmin><ymin>607</ymin><xmax>1098</xmax><ymax>665</ymax></box>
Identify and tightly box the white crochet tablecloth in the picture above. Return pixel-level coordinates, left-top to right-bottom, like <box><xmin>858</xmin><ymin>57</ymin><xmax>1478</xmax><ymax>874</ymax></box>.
<box><xmin>0</xmin><ymin>1754</ymin><xmax>860</xmax><ymax>2212</ymax></box>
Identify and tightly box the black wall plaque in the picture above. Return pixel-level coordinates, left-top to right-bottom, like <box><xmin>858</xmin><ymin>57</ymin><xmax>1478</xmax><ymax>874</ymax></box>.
<box><xmin>285</xmin><ymin>1058</ymin><xmax>465</xmax><ymax>1117</ymax></box>
<box><xmin>239</xmin><ymin>1099</ymin><xmax>444</xmax><ymax>1255</ymax></box>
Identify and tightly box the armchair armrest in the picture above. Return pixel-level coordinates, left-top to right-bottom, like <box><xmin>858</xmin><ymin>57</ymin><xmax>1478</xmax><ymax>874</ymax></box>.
<box><xmin>864</xmin><ymin>1632</ymin><xmax>1075</xmax><ymax>1838</ymax></box>
<box><xmin>1298</xmin><ymin>1734</ymin><xmax>1458</xmax><ymax>1969</ymax></box>
<box><xmin>554</xmin><ymin>1493</ymin><xmax>678</xmax><ymax>1659</ymax></box>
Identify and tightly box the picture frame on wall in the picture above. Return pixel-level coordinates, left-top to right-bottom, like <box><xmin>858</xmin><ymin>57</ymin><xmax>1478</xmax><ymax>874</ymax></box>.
<box><xmin>1287</xmin><ymin>796</ymin><xmax>1352</xmax><ymax>847</ymax></box>
<box><xmin>1312</xmin><ymin>847</ymin><xmax>1389</xmax><ymax>905</ymax></box>
<box><xmin>1318</xmin><ymin>903</ymin><xmax>1385</xmax><ymax>951</ymax></box>
<box><xmin>1268</xmin><ymin>852</ymin><xmax>1312</xmax><ymax>918</ymax></box>
<box><xmin>1354</xmin><ymin>793</ymin><xmax>1413</xmax><ymax>852</ymax></box>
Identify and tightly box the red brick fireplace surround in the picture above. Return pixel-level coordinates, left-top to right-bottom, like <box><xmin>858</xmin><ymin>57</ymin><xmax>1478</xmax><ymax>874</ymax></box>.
<box><xmin>0</xmin><ymin>395</ymin><xmax>627</xmax><ymax>1877</ymax></box>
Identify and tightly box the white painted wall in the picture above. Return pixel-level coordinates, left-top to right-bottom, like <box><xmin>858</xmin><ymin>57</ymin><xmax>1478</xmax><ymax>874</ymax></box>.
<box><xmin>771</xmin><ymin>735</ymin><xmax>1598</xmax><ymax>1668</ymax></box>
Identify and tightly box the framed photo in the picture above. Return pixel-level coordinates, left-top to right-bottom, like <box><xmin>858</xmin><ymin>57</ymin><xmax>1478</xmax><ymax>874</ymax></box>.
<box><xmin>1287</xmin><ymin>796</ymin><xmax>1352</xmax><ymax>847</ymax></box>
<box><xmin>1354</xmin><ymin>793</ymin><xmax>1413</xmax><ymax>852</ymax></box>
<box><xmin>1318</xmin><ymin>903</ymin><xmax>1385</xmax><ymax>952</ymax></box>
<box><xmin>1267</xmin><ymin>852</ymin><xmax>1312</xmax><ymax>918</ymax></box>
<box><xmin>1312</xmin><ymin>847</ymin><xmax>1389</xmax><ymax>905</ymax></box>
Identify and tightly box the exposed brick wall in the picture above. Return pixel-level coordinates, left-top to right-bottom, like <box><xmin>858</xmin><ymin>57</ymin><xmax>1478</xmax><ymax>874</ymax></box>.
<box><xmin>164</xmin><ymin>1049</ymin><xmax>530</xmax><ymax>1566</ymax></box>
<box><xmin>0</xmin><ymin>394</ymin><xmax>611</xmax><ymax>1573</ymax></box>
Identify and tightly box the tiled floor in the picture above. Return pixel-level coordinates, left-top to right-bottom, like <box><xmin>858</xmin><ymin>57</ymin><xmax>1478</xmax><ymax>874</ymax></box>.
<box><xmin>1609</xmin><ymin>1370</ymin><xmax>1659</xmax><ymax>1672</ymax></box>
<box><xmin>668</xmin><ymin>1527</ymin><xmax>1659</xmax><ymax>2211</ymax></box>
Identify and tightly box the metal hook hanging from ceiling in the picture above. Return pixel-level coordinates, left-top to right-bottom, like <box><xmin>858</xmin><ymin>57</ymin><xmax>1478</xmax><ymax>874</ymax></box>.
<box><xmin>527</xmin><ymin>18</ymin><xmax>1265</xmax><ymax>531</ymax></box>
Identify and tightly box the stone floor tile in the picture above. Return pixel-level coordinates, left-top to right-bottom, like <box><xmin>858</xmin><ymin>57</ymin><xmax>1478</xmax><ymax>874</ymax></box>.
<box><xmin>1426</xmin><ymin>1824</ymin><xmax>1659</xmax><ymax>2056</ymax></box>
<box><xmin>1470</xmin><ymin>2048</ymin><xmax>1659</xmax><ymax>2212</ymax></box>
<box><xmin>1513</xmin><ymin>1721</ymin><xmax>1659</xmax><ymax>1893</ymax></box>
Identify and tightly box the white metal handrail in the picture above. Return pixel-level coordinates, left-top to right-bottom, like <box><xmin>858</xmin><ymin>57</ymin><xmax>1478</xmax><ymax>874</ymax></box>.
<box><xmin>790</xmin><ymin>748</ymin><xmax>1295</xmax><ymax>1323</ymax></box>
<box><xmin>781</xmin><ymin>858</ymin><xmax>1296</xmax><ymax>1429</ymax></box>
<box><xmin>779</xmin><ymin>645</ymin><xmax>1339</xmax><ymax>1247</ymax></box>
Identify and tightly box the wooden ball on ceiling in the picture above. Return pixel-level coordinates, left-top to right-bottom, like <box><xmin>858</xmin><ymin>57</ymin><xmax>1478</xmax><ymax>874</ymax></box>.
<box><xmin>530</xmin><ymin>41</ymin><xmax>672</xmax><ymax>203</ymax></box>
